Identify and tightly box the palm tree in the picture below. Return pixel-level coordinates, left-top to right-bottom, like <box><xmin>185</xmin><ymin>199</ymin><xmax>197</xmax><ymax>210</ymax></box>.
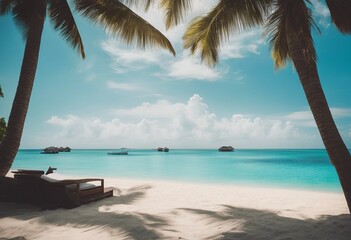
<box><xmin>0</xmin><ymin>0</ymin><xmax>175</xmax><ymax>176</ymax></box>
<box><xmin>150</xmin><ymin>0</ymin><xmax>351</xmax><ymax>213</ymax></box>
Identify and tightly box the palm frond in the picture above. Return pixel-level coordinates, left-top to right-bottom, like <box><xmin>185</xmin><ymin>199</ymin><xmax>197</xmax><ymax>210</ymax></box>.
<box><xmin>160</xmin><ymin>0</ymin><xmax>191</xmax><ymax>29</ymax></box>
<box><xmin>74</xmin><ymin>0</ymin><xmax>175</xmax><ymax>56</ymax></box>
<box><xmin>183</xmin><ymin>0</ymin><xmax>271</xmax><ymax>67</ymax></box>
<box><xmin>266</xmin><ymin>0</ymin><xmax>318</xmax><ymax>69</ymax></box>
<box><xmin>325</xmin><ymin>0</ymin><xmax>351</xmax><ymax>34</ymax></box>
<box><xmin>11</xmin><ymin>0</ymin><xmax>46</xmax><ymax>39</ymax></box>
<box><xmin>0</xmin><ymin>85</ymin><xmax>3</xmax><ymax>98</ymax></box>
<box><xmin>0</xmin><ymin>0</ymin><xmax>14</xmax><ymax>15</ymax></box>
<box><xmin>48</xmin><ymin>0</ymin><xmax>85</xmax><ymax>59</ymax></box>
<box><xmin>265</xmin><ymin>1</ymin><xmax>289</xmax><ymax>69</ymax></box>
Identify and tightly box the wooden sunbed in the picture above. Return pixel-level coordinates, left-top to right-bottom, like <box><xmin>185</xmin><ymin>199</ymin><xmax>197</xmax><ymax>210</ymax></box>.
<box><xmin>4</xmin><ymin>169</ymin><xmax>114</xmax><ymax>209</ymax></box>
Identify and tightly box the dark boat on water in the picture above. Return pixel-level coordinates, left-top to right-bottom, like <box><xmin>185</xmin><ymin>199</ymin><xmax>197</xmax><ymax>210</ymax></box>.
<box><xmin>107</xmin><ymin>148</ymin><xmax>128</xmax><ymax>155</ymax></box>
<box><xmin>157</xmin><ymin>147</ymin><xmax>169</xmax><ymax>152</ymax></box>
<box><xmin>218</xmin><ymin>146</ymin><xmax>234</xmax><ymax>152</ymax></box>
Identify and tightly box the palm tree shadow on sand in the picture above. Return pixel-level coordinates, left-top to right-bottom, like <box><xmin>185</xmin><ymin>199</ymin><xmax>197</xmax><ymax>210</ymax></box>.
<box><xmin>0</xmin><ymin>184</ymin><xmax>171</xmax><ymax>240</ymax></box>
<box><xmin>1</xmin><ymin>186</ymin><xmax>350</xmax><ymax>240</ymax></box>
<box><xmin>179</xmin><ymin>205</ymin><xmax>351</xmax><ymax>240</ymax></box>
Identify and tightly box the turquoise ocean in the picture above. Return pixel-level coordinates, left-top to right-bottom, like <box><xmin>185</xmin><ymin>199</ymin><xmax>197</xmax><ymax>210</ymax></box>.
<box><xmin>12</xmin><ymin>149</ymin><xmax>343</xmax><ymax>192</ymax></box>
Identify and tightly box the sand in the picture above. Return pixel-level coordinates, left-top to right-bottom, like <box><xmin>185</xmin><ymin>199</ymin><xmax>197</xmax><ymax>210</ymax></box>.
<box><xmin>0</xmin><ymin>177</ymin><xmax>350</xmax><ymax>240</ymax></box>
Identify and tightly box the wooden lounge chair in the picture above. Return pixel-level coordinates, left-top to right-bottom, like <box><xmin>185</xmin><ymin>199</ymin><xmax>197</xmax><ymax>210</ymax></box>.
<box><xmin>9</xmin><ymin>169</ymin><xmax>114</xmax><ymax>209</ymax></box>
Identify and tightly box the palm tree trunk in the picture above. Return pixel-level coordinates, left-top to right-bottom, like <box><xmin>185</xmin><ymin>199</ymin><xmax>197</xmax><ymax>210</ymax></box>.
<box><xmin>286</xmin><ymin>27</ymin><xmax>351</xmax><ymax>214</ymax></box>
<box><xmin>0</xmin><ymin>1</ymin><xmax>46</xmax><ymax>176</ymax></box>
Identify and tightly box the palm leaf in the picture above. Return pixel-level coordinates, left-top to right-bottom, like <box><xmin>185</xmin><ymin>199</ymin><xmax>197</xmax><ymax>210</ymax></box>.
<box><xmin>48</xmin><ymin>0</ymin><xmax>85</xmax><ymax>59</ymax></box>
<box><xmin>160</xmin><ymin>0</ymin><xmax>191</xmax><ymax>29</ymax></box>
<box><xmin>0</xmin><ymin>0</ymin><xmax>15</xmax><ymax>15</ymax></box>
<box><xmin>325</xmin><ymin>0</ymin><xmax>351</xmax><ymax>34</ymax></box>
<box><xmin>74</xmin><ymin>0</ymin><xmax>175</xmax><ymax>56</ymax></box>
<box><xmin>183</xmin><ymin>0</ymin><xmax>271</xmax><ymax>66</ymax></box>
<box><xmin>265</xmin><ymin>1</ymin><xmax>289</xmax><ymax>69</ymax></box>
<box><xmin>0</xmin><ymin>85</ymin><xmax>3</xmax><ymax>98</ymax></box>
<box><xmin>266</xmin><ymin>0</ymin><xmax>318</xmax><ymax>69</ymax></box>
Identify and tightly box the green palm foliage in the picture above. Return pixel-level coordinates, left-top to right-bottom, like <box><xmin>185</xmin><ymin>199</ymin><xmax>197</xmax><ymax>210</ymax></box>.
<box><xmin>265</xmin><ymin>0</ymin><xmax>320</xmax><ymax>69</ymax></box>
<box><xmin>0</xmin><ymin>0</ymin><xmax>175</xmax><ymax>56</ymax></box>
<box><xmin>0</xmin><ymin>0</ymin><xmax>175</xmax><ymax>176</ymax></box>
<box><xmin>183</xmin><ymin>0</ymin><xmax>271</xmax><ymax>66</ymax></box>
<box><xmin>156</xmin><ymin>0</ymin><xmax>351</xmax><ymax>214</ymax></box>
<box><xmin>122</xmin><ymin>0</ymin><xmax>191</xmax><ymax>29</ymax></box>
<box><xmin>75</xmin><ymin>0</ymin><xmax>175</xmax><ymax>54</ymax></box>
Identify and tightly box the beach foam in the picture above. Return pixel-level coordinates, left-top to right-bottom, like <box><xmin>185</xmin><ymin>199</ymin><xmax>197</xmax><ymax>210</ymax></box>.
<box><xmin>0</xmin><ymin>177</ymin><xmax>350</xmax><ymax>239</ymax></box>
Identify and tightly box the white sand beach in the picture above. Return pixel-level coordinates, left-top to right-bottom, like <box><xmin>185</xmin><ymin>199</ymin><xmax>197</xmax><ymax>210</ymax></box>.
<box><xmin>0</xmin><ymin>177</ymin><xmax>350</xmax><ymax>240</ymax></box>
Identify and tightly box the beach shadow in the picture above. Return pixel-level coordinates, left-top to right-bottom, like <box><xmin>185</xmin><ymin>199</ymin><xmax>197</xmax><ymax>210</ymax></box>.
<box><xmin>0</xmin><ymin>238</ymin><xmax>27</xmax><ymax>240</ymax></box>
<box><xmin>180</xmin><ymin>205</ymin><xmax>351</xmax><ymax>240</ymax></box>
<box><xmin>0</xmin><ymin>184</ymin><xmax>172</xmax><ymax>240</ymax></box>
<box><xmin>2</xmin><ymin>187</ymin><xmax>350</xmax><ymax>240</ymax></box>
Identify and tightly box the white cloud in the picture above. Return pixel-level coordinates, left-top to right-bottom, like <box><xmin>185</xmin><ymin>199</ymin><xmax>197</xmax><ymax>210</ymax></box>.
<box><xmin>45</xmin><ymin>94</ymin><xmax>322</xmax><ymax>148</ymax></box>
<box><xmin>311</xmin><ymin>0</ymin><xmax>330</xmax><ymax>17</ymax></box>
<box><xmin>286</xmin><ymin>111</ymin><xmax>313</xmax><ymax>121</ymax></box>
<box><xmin>167</xmin><ymin>54</ymin><xmax>221</xmax><ymax>81</ymax></box>
<box><xmin>100</xmin><ymin>0</ymin><xmax>265</xmax><ymax>80</ymax></box>
<box><xmin>285</xmin><ymin>108</ymin><xmax>351</xmax><ymax>127</ymax></box>
<box><xmin>220</xmin><ymin>30</ymin><xmax>263</xmax><ymax>59</ymax></box>
<box><xmin>101</xmin><ymin>39</ymin><xmax>166</xmax><ymax>73</ymax></box>
<box><xmin>310</xmin><ymin>0</ymin><xmax>331</xmax><ymax>28</ymax></box>
<box><xmin>331</xmin><ymin>108</ymin><xmax>351</xmax><ymax>117</ymax></box>
<box><xmin>47</xmin><ymin>115</ymin><xmax>79</xmax><ymax>127</ymax></box>
<box><xmin>286</xmin><ymin>108</ymin><xmax>351</xmax><ymax>120</ymax></box>
<box><xmin>102</xmin><ymin>39</ymin><xmax>221</xmax><ymax>81</ymax></box>
<box><xmin>106</xmin><ymin>81</ymin><xmax>142</xmax><ymax>91</ymax></box>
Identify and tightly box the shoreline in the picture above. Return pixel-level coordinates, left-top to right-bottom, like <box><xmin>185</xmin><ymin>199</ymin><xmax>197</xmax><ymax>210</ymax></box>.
<box><xmin>104</xmin><ymin>175</ymin><xmax>344</xmax><ymax>193</ymax></box>
<box><xmin>1</xmin><ymin>176</ymin><xmax>350</xmax><ymax>239</ymax></box>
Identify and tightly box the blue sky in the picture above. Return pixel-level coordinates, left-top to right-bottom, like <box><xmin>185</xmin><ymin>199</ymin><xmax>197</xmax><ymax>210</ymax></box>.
<box><xmin>0</xmin><ymin>0</ymin><xmax>351</xmax><ymax>149</ymax></box>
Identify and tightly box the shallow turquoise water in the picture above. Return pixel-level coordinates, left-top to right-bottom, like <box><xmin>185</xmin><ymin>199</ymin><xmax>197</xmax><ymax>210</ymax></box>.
<box><xmin>12</xmin><ymin>149</ymin><xmax>343</xmax><ymax>192</ymax></box>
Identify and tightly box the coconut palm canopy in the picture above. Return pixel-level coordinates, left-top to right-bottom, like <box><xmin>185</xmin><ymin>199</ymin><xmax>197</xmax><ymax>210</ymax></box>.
<box><xmin>1</xmin><ymin>0</ymin><xmax>351</xmax><ymax>212</ymax></box>
<box><xmin>0</xmin><ymin>0</ymin><xmax>177</xmax><ymax>176</ymax></box>
<box><xmin>0</xmin><ymin>2</ymin><xmax>350</xmax><ymax>148</ymax></box>
<box><xmin>151</xmin><ymin>0</ymin><xmax>351</xmax><ymax>212</ymax></box>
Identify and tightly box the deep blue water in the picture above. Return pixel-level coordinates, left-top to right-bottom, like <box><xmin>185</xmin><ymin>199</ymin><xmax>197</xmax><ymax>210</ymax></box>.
<box><xmin>11</xmin><ymin>149</ymin><xmax>343</xmax><ymax>192</ymax></box>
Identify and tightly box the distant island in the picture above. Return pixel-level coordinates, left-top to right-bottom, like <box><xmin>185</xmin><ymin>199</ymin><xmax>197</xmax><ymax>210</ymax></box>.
<box><xmin>41</xmin><ymin>146</ymin><xmax>71</xmax><ymax>154</ymax></box>
<box><xmin>218</xmin><ymin>146</ymin><xmax>234</xmax><ymax>152</ymax></box>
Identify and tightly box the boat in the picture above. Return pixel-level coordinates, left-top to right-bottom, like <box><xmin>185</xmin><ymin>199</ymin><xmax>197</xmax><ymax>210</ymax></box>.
<box><xmin>107</xmin><ymin>152</ymin><xmax>128</xmax><ymax>155</ymax></box>
<box><xmin>157</xmin><ymin>147</ymin><xmax>169</xmax><ymax>152</ymax></box>
<box><xmin>107</xmin><ymin>148</ymin><xmax>128</xmax><ymax>155</ymax></box>
<box><xmin>218</xmin><ymin>146</ymin><xmax>234</xmax><ymax>152</ymax></box>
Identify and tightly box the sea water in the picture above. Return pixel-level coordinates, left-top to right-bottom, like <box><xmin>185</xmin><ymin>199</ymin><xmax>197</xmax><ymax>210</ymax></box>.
<box><xmin>11</xmin><ymin>149</ymin><xmax>343</xmax><ymax>192</ymax></box>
